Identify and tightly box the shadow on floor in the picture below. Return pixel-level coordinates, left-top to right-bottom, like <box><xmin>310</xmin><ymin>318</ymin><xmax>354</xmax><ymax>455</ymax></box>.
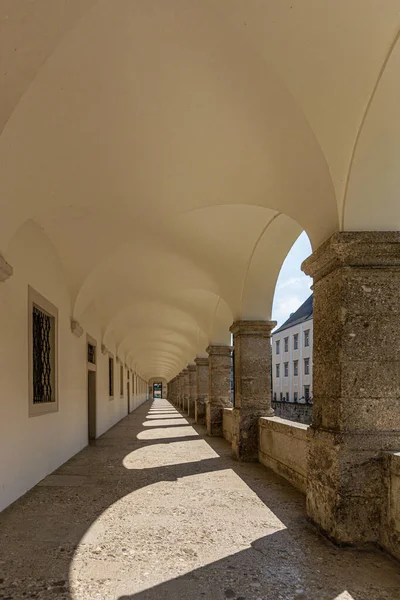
<box><xmin>0</xmin><ymin>399</ymin><xmax>399</xmax><ymax>600</ymax></box>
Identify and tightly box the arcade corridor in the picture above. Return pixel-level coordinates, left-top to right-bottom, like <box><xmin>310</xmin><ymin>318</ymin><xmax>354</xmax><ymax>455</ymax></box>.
<box><xmin>1</xmin><ymin>399</ymin><xmax>399</xmax><ymax>600</ymax></box>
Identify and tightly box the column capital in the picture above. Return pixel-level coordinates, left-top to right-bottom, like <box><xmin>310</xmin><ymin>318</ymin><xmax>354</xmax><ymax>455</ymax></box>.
<box><xmin>302</xmin><ymin>231</ymin><xmax>400</xmax><ymax>283</ymax></box>
<box><xmin>230</xmin><ymin>320</ymin><xmax>276</xmax><ymax>337</ymax></box>
<box><xmin>194</xmin><ymin>357</ymin><xmax>209</xmax><ymax>366</ymax></box>
<box><xmin>70</xmin><ymin>319</ymin><xmax>84</xmax><ymax>338</ymax></box>
<box><xmin>0</xmin><ymin>255</ymin><xmax>13</xmax><ymax>283</ymax></box>
<box><xmin>206</xmin><ymin>345</ymin><xmax>233</xmax><ymax>357</ymax></box>
<box><xmin>187</xmin><ymin>363</ymin><xmax>196</xmax><ymax>372</ymax></box>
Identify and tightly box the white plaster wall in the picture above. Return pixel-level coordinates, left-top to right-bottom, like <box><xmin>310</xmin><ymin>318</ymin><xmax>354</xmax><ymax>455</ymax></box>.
<box><xmin>0</xmin><ymin>222</ymin><xmax>148</xmax><ymax>512</ymax></box>
<box><xmin>272</xmin><ymin>318</ymin><xmax>313</xmax><ymax>403</ymax></box>
<box><xmin>0</xmin><ymin>222</ymin><xmax>87</xmax><ymax>511</ymax></box>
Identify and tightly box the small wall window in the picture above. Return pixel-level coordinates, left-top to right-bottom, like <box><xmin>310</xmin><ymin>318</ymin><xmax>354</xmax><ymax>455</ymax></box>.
<box><xmin>28</xmin><ymin>286</ymin><xmax>58</xmax><ymax>416</ymax></box>
<box><xmin>120</xmin><ymin>365</ymin><xmax>124</xmax><ymax>397</ymax></box>
<box><xmin>304</xmin><ymin>385</ymin><xmax>310</xmax><ymax>402</ymax></box>
<box><xmin>109</xmin><ymin>357</ymin><xmax>114</xmax><ymax>397</ymax></box>
<box><xmin>276</xmin><ymin>340</ymin><xmax>280</xmax><ymax>355</ymax></box>
<box><xmin>304</xmin><ymin>329</ymin><xmax>310</xmax><ymax>347</ymax></box>
<box><xmin>294</xmin><ymin>391</ymin><xmax>298</xmax><ymax>402</ymax></box>
<box><xmin>276</xmin><ymin>364</ymin><xmax>280</xmax><ymax>378</ymax></box>
<box><xmin>284</xmin><ymin>337</ymin><xmax>289</xmax><ymax>353</ymax></box>
<box><xmin>293</xmin><ymin>360</ymin><xmax>299</xmax><ymax>376</ymax></box>
<box><xmin>293</xmin><ymin>334</ymin><xmax>299</xmax><ymax>350</ymax></box>
<box><xmin>87</xmin><ymin>343</ymin><xmax>96</xmax><ymax>365</ymax></box>
<box><xmin>285</xmin><ymin>392</ymin><xmax>289</xmax><ymax>402</ymax></box>
<box><xmin>304</xmin><ymin>357</ymin><xmax>310</xmax><ymax>375</ymax></box>
<box><xmin>284</xmin><ymin>362</ymin><xmax>289</xmax><ymax>377</ymax></box>
<box><xmin>280</xmin><ymin>392</ymin><xmax>283</xmax><ymax>401</ymax></box>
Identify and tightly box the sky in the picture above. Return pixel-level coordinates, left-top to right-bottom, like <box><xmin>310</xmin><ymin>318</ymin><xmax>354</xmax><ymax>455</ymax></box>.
<box><xmin>271</xmin><ymin>232</ymin><xmax>312</xmax><ymax>328</ymax></box>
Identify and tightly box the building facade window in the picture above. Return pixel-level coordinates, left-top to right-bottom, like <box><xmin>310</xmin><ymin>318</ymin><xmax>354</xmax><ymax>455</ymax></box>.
<box><xmin>274</xmin><ymin>392</ymin><xmax>276</xmax><ymax>401</ymax></box>
<box><xmin>28</xmin><ymin>286</ymin><xmax>58</xmax><ymax>417</ymax></box>
<box><xmin>280</xmin><ymin>392</ymin><xmax>283</xmax><ymax>401</ymax></box>
<box><xmin>276</xmin><ymin>340</ymin><xmax>280</xmax><ymax>354</ymax></box>
<box><xmin>284</xmin><ymin>337</ymin><xmax>289</xmax><ymax>352</ymax></box>
<box><xmin>304</xmin><ymin>329</ymin><xmax>310</xmax><ymax>347</ymax></box>
<box><xmin>285</xmin><ymin>392</ymin><xmax>289</xmax><ymax>402</ymax></box>
<box><xmin>276</xmin><ymin>364</ymin><xmax>280</xmax><ymax>378</ymax></box>
<box><xmin>109</xmin><ymin>357</ymin><xmax>114</xmax><ymax>398</ymax></box>
<box><xmin>304</xmin><ymin>357</ymin><xmax>310</xmax><ymax>375</ymax></box>
<box><xmin>284</xmin><ymin>362</ymin><xmax>289</xmax><ymax>377</ymax></box>
<box><xmin>293</xmin><ymin>360</ymin><xmax>299</xmax><ymax>376</ymax></box>
<box><xmin>293</xmin><ymin>333</ymin><xmax>299</xmax><ymax>350</ymax></box>
<box><xmin>294</xmin><ymin>391</ymin><xmax>298</xmax><ymax>402</ymax></box>
<box><xmin>304</xmin><ymin>385</ymin><xmax>310</xmax><ymax>402</ymax></box>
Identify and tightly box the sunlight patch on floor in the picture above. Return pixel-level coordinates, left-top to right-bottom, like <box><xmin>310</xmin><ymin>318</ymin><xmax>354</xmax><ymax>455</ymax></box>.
<box><xmin>123</xmin><ymin>439</ymin><xmax>218</xmax><ymax>469</ymax></box>
<box><xmin>137</xmin><ymin>426</ymin><xmax>199</xmax><ymax>440</ymax></box>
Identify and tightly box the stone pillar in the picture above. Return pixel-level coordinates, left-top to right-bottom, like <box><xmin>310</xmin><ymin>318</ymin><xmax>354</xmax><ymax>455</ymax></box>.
<box><xmin>187</xmin><ymin>364</ymin><xmax>196</xmax><ymax>417</ymax></box>
<box><xmin>302</xmin><ymin>231</ymin><xmax>400</xmax><ymax>545</ymax></box>
<box><xmin>206</xmin><ymin>345</ymin><xmax>233</xmax><ymax>436</ymax></box>
<box><xmin>182</xmin><ymin>369</ymin><xmax>189</xmax><ymax>412</ymax></box>
<box><xmin>230</xmin><ymin>320</ymin><xmax>275</xmax><ymax>461</ymax></box>
<box><xmin>195</xmin><ymin>357</ymin><xmax>209</xmax><ymax>424</ymax></box>
<box><xmin>177</xmin><ymin>373</ymin><xmax>184</xmax><ymax>409</ymax></box>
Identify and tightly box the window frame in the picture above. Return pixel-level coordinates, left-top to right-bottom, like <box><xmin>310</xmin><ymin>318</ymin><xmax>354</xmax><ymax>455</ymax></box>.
<box><xmin>109</xmin><ymin>356</ymin><xmax>114</xmax><ymax>399</ymax></box>
<box><xmin>276</xmin><ymin>364</ymin><xmax>280</xmax><ymax>378</ymax></box>
<box><xmin>284</xmin><ymin>337</ymin><xmax>289</xmax><ymax>353</ymax></box>
<box><xmin>304</xmin><ymin>329</ymin><xmax>310</xmax><ymax>347</ymax></box>
<box><xmin>293</xmin><ymin>360</ymin><xmax>299</xmax><ymax>376</ymax></box>
<box><xmin>284</xmin><ymin>362</ymin><xmax>289</xmax><ymax>378</ymax></box>
<box><xmin>304</xmin><ymin>385</ymin><xmax>310</xmax><ymax>402</ymax></box>
<box><xmin>304</xmin><ymin>357</ymin><xmax>310</xmax><ymax>375</ymax></box>
<box><xmin>276</xmin><ymin>339</ymin><xmax>280</xmax><ymax>355</ymax></box>
<box><xmin>293</xmin><ymin>333</ymin><xmax>299</xmax><ymax>350</ymax></box>
<box><xmin>294</xmin><ymin>391</ymin><xmax>298</xmax><ymax>402</ymax></box>
<box><xmin>28</xmin><ymin>286</ymin><xmax>59</xmax><ymax>417</ymax></box>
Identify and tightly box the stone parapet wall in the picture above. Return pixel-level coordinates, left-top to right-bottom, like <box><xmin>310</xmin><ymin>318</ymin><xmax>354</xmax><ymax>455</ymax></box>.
<box><xmin>258</xmin><ymin>417</ymin><xmax>308</xmax><ymax>493</ymax></box>
<box><xmin>272</xmin><ymin>400</ymin><xmax>312</xmax><ymax>425</ymax></box>
<box><xmin>223</xmin><ymin>407</ymin><xmax>234</xmax><ymax>442</ymax></box>
<box><xmin>381</xmin><ymin>451</ymin><xmax>400</xmax><ymax>561</ymax></box>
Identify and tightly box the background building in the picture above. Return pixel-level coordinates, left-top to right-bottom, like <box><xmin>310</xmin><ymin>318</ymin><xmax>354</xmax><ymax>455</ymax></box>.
<box><xmin>271</xmin><ymin>295</ymin><xmax>313</xmax><ymax>422</ymax></box>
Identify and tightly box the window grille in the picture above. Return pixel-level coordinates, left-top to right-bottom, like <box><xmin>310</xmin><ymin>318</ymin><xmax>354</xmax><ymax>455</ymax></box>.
<box><xmin>109</xmin><ymin>358</ymin><xmax>114</xmax><ymax>397</ymax></box>
<box><xmin>32</xmin><ymin>306</ymin><xmax>54</xmax><ymax>404</ymax></box>
<box><xmin>87</xmin><ymin>343</ymin><xmax>96</xmax><ymax>364</ymax></box>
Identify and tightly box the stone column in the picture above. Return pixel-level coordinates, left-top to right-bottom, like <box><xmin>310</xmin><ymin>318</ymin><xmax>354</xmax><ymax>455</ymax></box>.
<box><xmin>230</xmin><ymin>320</ymin><xmax>275</xmax><ymax>461</ymax></box>
<box><xmin>206</xmin><ymin>345</ymin><xmax>233</xmax><ymax>436</ymax></box>
<box><xmin>187</xmin><ymin>364</ymin><xmax>196</xmax><ymax>417</ymax></box>
<box><xmin>195</xmin><ymin>357</ymin><xmax>209</xmax><ymax>424</ymax></box>
<box><xmin>302</xmin><ymin>231</ymin><xmax>400</xmax><ymax>545</ymax></box>
<box><xmin>177</xmin><ymin>373</ymin><xmax>184</xmax><ymax>409</ymax></box>
<box><xmin>182</xmin><ymin>369</ymin><xmax>189</xmax><ymax>412</ymax></box>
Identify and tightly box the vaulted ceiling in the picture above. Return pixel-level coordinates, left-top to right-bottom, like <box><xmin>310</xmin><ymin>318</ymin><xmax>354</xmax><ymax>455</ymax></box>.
<box><xmin>2</xmin><ymin>1</ymin><xmax>400</xmax><ymax>379</ymax></box>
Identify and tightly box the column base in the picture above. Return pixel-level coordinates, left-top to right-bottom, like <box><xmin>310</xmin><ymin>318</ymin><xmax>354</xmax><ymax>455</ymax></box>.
<box><xmin>206</xmin><ymin>402</ymin><xmax>223</xmax><ymax>436</ymax></box>
<box><xmin>188</xmin><ymin>399</ymin><xmax>195</xmax><ymax>418</ymax></box>
<box><xmin>195</xmin><ymin>400</ymin><xmax>206</xmax><ymax>425</ymax></box>
<box><xmin>231</xmin><ymin>407</ymin><xmax>274</xmax><ymax>461</ymax></box>
<box><xmin>307</xmin><ymin>426</ymin><xmax>399</xmax><ymax>545</ymax></box>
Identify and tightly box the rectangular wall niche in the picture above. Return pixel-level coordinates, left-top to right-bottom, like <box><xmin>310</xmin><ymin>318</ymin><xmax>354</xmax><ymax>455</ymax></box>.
<box><xmin>109</xmin><ymin>357</ymin><xmax>114</xmax><ymax>398</ymax></box>
<box><xmin>28</xmin><ymin>286</ymin><xmax>58</xmax><ymax>417</ymax></box>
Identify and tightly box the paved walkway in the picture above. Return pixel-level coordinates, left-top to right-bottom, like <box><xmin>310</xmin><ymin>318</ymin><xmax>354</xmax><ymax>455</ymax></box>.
<box><xmin>1</xmin><ymin>399</ymin><xmax>399</xmax><ymax>600</ymax></box>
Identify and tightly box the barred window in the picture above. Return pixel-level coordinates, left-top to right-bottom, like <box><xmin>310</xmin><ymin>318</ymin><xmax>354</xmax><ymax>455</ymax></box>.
<box><xmin>87</xmin><ymin>343</ymin><xmax>96</xmax><ymax>364</ymax></box>
<box><xmin>109</xmin><ymin>357</ymin><xmax>114</xmax><ymax>397</ymax></box>
<box><xmin>29</xmin><ymin>287</ymin><xmax>58</xmax><ymax>417</ymax></box>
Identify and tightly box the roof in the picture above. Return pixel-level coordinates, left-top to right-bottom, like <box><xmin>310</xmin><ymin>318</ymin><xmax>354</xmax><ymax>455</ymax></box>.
<box><xmin>273</xmin><ymin>294</ymin><xmax>313</xmax><ymax>335</ymax></box>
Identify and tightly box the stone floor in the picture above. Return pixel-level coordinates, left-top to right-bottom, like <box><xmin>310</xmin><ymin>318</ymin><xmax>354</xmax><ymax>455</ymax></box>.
<box><xmin>1</xmin><ymin>399</ymin><xmax>400</xmax><ymax>600</ymax></box>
